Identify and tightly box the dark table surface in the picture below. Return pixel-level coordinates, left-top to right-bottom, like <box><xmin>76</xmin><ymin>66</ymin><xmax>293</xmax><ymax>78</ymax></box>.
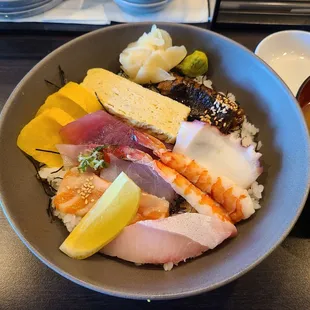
<box><xmin>1</xmin><ymin>27</ymin><xmax>310</xmax><ymax>310</ymax></box>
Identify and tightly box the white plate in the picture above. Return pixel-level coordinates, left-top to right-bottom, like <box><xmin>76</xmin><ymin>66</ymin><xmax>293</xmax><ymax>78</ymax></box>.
<box><xmin>255</xmin><ymin>30</ymin><xmax>310</xmax><ymax>96</ymax></box>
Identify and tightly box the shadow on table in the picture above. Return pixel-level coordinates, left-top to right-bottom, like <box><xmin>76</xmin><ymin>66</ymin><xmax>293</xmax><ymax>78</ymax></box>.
<box><xmin>65</xmin><ymin>280</ymin><xmax>237</xmax><ymax>310</ymax></box>
<box><xmin>289</xmin><ymin>197</ymin><xmax>310</xmax><ymax>238</ymax></box>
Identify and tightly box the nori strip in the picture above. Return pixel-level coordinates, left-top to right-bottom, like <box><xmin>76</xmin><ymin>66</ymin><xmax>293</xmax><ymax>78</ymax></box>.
<box><xmin>35</xmin><ymin>148</ymin><xmax>60</xmax><ymax>155</ymax></box>
<box><xmin>44</xmin><ymin>79</ymin><xmax>60</xmax><ymax>89</ymax></box>
<box><xmin>58</xmin><ymin>65</ymin><xmax>68</xmax><ymax>86</ymax></box>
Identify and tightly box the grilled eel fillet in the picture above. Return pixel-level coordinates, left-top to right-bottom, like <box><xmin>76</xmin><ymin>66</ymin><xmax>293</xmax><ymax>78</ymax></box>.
<box><xmin>157</xmin><ymin>73</ymin><xmax>245</xmax><ymax>133</ymax></box>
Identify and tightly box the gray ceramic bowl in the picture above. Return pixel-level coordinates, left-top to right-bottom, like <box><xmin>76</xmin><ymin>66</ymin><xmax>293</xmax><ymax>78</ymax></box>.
<box><xmin>0</xmin><ymin>23</ymin><xmax>309</xmax><ymax>300</ymax></box>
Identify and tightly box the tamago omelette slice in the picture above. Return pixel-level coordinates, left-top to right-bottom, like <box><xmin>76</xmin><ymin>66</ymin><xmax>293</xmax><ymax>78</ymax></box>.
<box><xmin>59</xmin><ymin>172</ymin><xmax>141</xmax><ymax>259</ymax></box>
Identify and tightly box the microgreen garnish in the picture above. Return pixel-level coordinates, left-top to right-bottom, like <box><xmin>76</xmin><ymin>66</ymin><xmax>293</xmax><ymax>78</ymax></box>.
<box><xmin>78</xmin><ymin>146</ymin><xmax>109</xmax><ymax>173</ymax></box>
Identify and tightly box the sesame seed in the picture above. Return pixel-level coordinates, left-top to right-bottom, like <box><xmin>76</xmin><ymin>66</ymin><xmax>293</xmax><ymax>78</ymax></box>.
<box><xmin>91</xmin><ymin>199</ymin><xmax>95</xmax><ymax>202</ymax></box>
<box><xmin>85</xmin><ymin>199</ymin><xmax>88</xmax><ymax>205</ymax></box>
<box><xmin>66</xmin><ymin>186</ymin><xmax>70</xmax><ymax>190</ymax></box>
<box><xmin>90</xmin><ymin>177</ymin><xmax>94</xmax><ymax>180</ymax></box>
<box><xmin>86</xmin><ymin>178</ymin><xmax>89</xmax><ymax>182</ymax></box>
<box><xmin>77</xmin><ymin>190</ymin><xmax>81</xmax><ymax>194</ymax></box>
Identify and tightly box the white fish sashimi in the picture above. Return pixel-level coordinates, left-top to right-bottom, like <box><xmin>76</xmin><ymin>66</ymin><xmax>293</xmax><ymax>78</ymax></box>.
<box><xmin>56</xmin><ymin>144</ymin><xmax>90</xmax><ymax>168</ymax></box>
<box><xmin>174</xmin><ymin>121</ymin><xmax>262</xmax><ymax>188</ymax></box>
<box><xmin>102</xmin><ymin>213</ymin><xmax>236</xmax><ymax>265</ymax></box>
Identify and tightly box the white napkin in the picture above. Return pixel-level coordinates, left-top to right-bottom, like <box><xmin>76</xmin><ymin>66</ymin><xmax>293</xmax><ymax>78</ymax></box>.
<box><xmin>0</xmin><ymin>0</ymin><xmax>216</xmax><ymax>25</ymax></box>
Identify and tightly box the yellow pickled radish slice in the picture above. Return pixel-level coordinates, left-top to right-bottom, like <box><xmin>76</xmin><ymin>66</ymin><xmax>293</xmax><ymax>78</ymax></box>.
<box><xmin>36</xmin><ymin>92</ymin><xmax>88</xmax><ymax>119</ymax></box>
<box><xmin>59</xmin><ymin>172</ymin><xmax>141</xmax><ymax>259</ymax></box>
<box><xmin>59</xmin><ymin>82</ymin><xmax>102</xmax><ymax>113</ymax></box>
<box><xmin>17</xmin><ymin>107</ymin><xmax>74</xmax><ymax>167</ymax></box>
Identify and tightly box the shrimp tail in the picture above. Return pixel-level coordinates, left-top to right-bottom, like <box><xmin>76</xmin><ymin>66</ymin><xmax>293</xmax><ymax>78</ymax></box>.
<box><xmin>132</xmin><ymin>130</ymin><xmax>168</xmax><ymax>155</ymax></box>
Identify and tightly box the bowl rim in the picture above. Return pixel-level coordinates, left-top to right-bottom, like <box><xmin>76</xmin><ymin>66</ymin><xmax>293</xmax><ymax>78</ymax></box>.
<box><xmin>0</xmin><ymin>22</ymin><xmax>309</xmax><ymax>300</ymax></box>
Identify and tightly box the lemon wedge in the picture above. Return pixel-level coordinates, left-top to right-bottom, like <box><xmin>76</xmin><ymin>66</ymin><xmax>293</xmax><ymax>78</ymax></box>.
<box><xmin>59</xmin><ymin>172</ymin><xmax>141</xmax><ymax>259</ymax></box>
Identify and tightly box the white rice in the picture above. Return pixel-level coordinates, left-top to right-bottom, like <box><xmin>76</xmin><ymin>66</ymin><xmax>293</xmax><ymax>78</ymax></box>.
<box><xmin>194</xmin><ymin>75</ymin><xmax>213</xmax><ymax>89</ymax></box>
<box><xmin>38</xmin><ymin>167</ymin><xmax>66</xmax><ymax>189</ymax></box>
<box><xmin>228</xmin><ymin>115</ymin><xmax>264</xmax><ymax>208</ymax></box>
<box><xmin>248</xmin><ymin>181</ymin><xmax>264</xmax><ymax>210</ymax></box>
<box><xmin>53</xmin><ymin>207</ymin><xmax>82</xmax><ymax>232</ymax></box>
<box><xmin>163</xmin><ymin>262</ymin><xmax>174</xmax><ymax>271</ymax></box>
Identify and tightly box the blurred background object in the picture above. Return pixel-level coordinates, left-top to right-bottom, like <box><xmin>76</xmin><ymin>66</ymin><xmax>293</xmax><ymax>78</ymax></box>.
<box><xmin>214</xmin><ymin>0</ymin><xmax>310</xmax><ymax>29</ymax></box>
<box><xmin>0</xmin><ymin>0</ymin><xmax>64</xmax><ymax>18</ymax></box>
<box><xmin>113</xmin><ymin>0</ymin><xmax>169</xmax><ymax>15</ymax></box>
<box><xmin>0</xmin><ymin>0</ymin><xmax>216</xmax><ymax>25</ymax></box>
<box><xmin>255</xmin><ymin>30</ymin><xmax>310</xmax><ymax>95</ymax></box>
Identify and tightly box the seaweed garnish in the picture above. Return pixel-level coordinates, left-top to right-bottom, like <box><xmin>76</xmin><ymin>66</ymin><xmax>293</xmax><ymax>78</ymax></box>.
<box><xmin>35</xmin><ymin>148</ymin><xmax>60</xmax><ymax>155</ymax></box>
<box><xmin>169</xmin><ymin>196</ymin><xmax>186</xmax><ymax>215</ymax></box>
<box><xmin>44</xmin><ymin>79</ymin><xmax>60</xmax><ymax>90</ymax></box>
<box><xmin>47</xmin><ymin>197</ymin><xmax>56</xmax><ymax>222</ymax></box>
<box><xmin>26</xmin><ymin>155</ymin><xmax>57</xmax><ymax>197</ymax></box>
<box><xmin>51</xmin><ymin>166</ymin><xmax>64</xmax><ymax>174</ymax></box>
<box><xmin>26</xmin><ymin>155</ymin><xmax>57</xmax><ymax>222</ymax></box>
<box><xmin>44</xmin><ymin>65</ymin><xmax>67</xmax><ymax>90</ymax></box>
<box><xmin>58</xmin><ymin>65</ymin><xmax>68</xmax><ymax>86</ymax></box>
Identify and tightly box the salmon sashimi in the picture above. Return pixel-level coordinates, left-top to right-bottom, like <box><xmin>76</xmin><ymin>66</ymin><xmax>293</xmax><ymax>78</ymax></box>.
<box><xmin>133</xmin><ymin>130</ymin><xmax>256</xmax><ymax>222</ymax></box>
<box><xmin>102</xmin><ymin>213</ymin><xmax>236</xmax><ymax>265</ymax></box>
<box><xmin>53</xmin><ymin>168</ymin><xmax>169</xmax><ymax>222</ymax></box>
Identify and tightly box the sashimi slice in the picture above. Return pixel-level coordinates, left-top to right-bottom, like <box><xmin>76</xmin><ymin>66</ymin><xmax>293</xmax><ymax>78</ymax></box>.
<box><xmin>56</xmin><ymin>144</ymin><xmax>93</xmax><ymax>168</ymax></box>
<box><xmin>100</xmin><ymin>156</ymin><xmax>176</xmax><ymax>203</ymax></box>
<box><xmin>102</xmin><ymin>213</ymin><xmax>236</xmax><ymax>265</ymax></box>
<box><xmin>174</xmin><ymin>121</ymin><xmax>262</xmax><ymax>188</ymax></box>
<box><xmin>54</xmin><ymin>168</ymin><xmax>169</xmax><ymax>221</ymax></box>
<box><xmin>60</xmin><ymin>110</ymin><xmax>145</xmax><ymax>150</ymax></box>
<box><xmin>56</xmin><ymin>144</ymin><xmax>177</xmax><ymax>202</ymax></box>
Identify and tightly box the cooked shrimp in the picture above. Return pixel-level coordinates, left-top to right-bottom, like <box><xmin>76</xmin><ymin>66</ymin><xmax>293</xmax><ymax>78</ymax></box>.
<box><xmin>113</xmin><ymin>146</ymin><xmax>233</xmax><ymax>224</ymax></box>
<box><xmin>54</xmin><ymin>167</ymin><xmax>169</xmax><ymax>223</ymax></box>
<box><xmin>132</xmin><ymin>131</ymin><xmax>255</xmax><ymax>222</ymax></box>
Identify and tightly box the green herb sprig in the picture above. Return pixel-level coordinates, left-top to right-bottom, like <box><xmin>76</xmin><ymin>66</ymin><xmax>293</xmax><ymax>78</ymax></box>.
<box><xmin>78</xmin><ymin>146</ymin><xmax>109</xmax><ymax>173</ymax></box>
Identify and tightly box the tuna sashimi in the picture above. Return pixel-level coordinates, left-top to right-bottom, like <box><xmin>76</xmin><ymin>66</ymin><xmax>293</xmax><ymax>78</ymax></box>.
<box><xmin>60</xmin><ymin>110</ymin><xmax>145</xmax><ymax>149</ymax></box>
<box><xmin>102</xmin><ymin>213</ymin><xmax>236</xmax><ymax>265</ymax></box>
